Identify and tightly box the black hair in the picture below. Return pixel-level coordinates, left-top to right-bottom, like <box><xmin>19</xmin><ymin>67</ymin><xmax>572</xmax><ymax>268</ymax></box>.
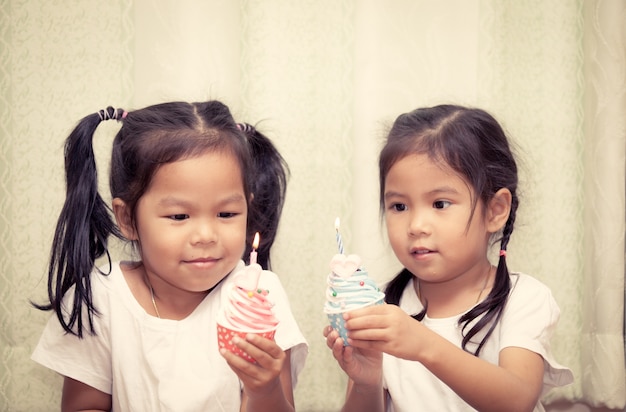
<box><xmin>34</xmin><ymin>102</ymin><xmax>288</xmax><ymax>337</ymax></box>
<box><xmin>379</xmin><ymin>104</ymin><xmax>518</xmax><ymax>356</ymax></box>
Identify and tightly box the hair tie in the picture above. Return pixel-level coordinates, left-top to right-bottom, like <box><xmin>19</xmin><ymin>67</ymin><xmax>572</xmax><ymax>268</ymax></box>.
<box><xmin>499</xmin><ymin>250</ymin><xmax>507</xmax><ymax>257</ymax></box>
<box><xmin>236</xmin><ymin>123</ymin><xmax>254</xmax><ymax>133</ymax></box>
<box><xmin>97</xmin><ymin>107</ymin><xmax>125</xmax><ymax>122</ymax></box>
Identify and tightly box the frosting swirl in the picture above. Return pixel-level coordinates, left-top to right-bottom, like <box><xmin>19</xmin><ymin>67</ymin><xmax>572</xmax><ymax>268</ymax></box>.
<box><xmin>324</xmin><ymin>254</ymin><xmax>385</xmax><ymax>313</ymax></box>
<box><xmin>221</xmin><ymin>264</ymin><xmax>279</xmax><ymax>331</ymax></box>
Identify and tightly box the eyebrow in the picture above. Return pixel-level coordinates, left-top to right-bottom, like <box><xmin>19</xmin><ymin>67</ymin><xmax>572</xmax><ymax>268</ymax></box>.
<box><xmin>158</xmin><ymin>194</ymin><xmax>247</xmax><ymax>207</ymax></box>
<box><xmin>158</xmin><ymin>197</ymin><xmax>191</xmax><ymax>207</ymax></box>
<box><xmin>384</xmin><ymin>191</ymin><xmax>406</xmax><ymax>201</ymax></box>
<box><xmin>384</xmin><ymin>186</ymin><xmax>460</xmax><ymax>200</ymax></box>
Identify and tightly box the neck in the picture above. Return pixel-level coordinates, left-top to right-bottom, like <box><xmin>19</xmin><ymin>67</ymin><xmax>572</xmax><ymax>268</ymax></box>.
<box><xmin>143</xmin><ymin>271</ymin><xmax>221</xmax><ymax>320</ymax></box>
<box><xmin>415</xmin><ymin>264</ymin><xmax>493</xmax><ymax>318</ymax></box>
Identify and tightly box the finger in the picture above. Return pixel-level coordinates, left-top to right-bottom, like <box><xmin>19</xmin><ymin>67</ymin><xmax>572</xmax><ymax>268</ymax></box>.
<box><xmin>346</xmin><ymin>334</ymin><xmax>386</xmax><ymax>351</ymax></box>
<box><xmin>229</xmin><ymin>336</ymin><xmax>282</xmax><ymax>371</ymax></box>
<box><xmin>341</xmin><ymin>344</ymin><xmax>355</xmax><ymax>363</ymax></box>
<box><xmin>220</xmin><ymin>345</ymin><xmax>271</xmax><ymax>384</ymax></box>
<box><xmin>220</xmin><ymin>347</ymin><xmax>252</xmax><ymax>372</ymax></box>
<box><xmin>325</xmin><ymin>328</ymin><xmax>341</xmax><ymax>349</ymax></box>
<box><xmin>331</xmin><ymin>335</ymin><xmax>347</xmax><ymax>360</ymax></box>
<box><xmin>344</xmin><ymin>302</ymin><xmax>387</xmax><ymax>319</ymax></box>
<box><xmin>345</xmin><ymin>314</ymin><xmax>388</xmax><ymax>332</ymax></box>
<box><xmin>346</xmin><ymin>325</ymin><xmax>390</xmax><ymax>343</ymax></box>
<box><xmin>243</xmin><ymin>334</ymin><xmax>283</xmax><ymax>360</ymax></box>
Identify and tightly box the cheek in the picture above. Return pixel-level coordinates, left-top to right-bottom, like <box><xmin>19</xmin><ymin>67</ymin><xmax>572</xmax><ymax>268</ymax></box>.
<box><xmin>385</xmin><ymin>218</ymin><xmax>404</xmax><ymax>246</ymax></box>
<box><xmin>227</xmin><ymin>223</ymin><xmax>248</xmax><ymax>255</ymax></box>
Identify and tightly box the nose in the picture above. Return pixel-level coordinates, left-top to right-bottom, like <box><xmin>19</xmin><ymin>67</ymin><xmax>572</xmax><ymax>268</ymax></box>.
<box><xmin>407</xmin><ymin>211</ymin><xmax>430</xmax><ymax>237</ymax></box>
<box><xmin>191</xmin><ymin>218</ymin><xmax>218</xmax><ymax>245</ymax></box>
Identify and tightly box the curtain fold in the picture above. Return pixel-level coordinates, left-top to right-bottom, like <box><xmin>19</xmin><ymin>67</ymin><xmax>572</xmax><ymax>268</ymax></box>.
<box><xmin>581</xmin><ymin>0</ymin><xmax>626</xmax><ymax>407</ymax></box>
<box><xmin>1</xmin><ymin>1</ymin><xmax>624</xmax><ymax>410</ymax></box>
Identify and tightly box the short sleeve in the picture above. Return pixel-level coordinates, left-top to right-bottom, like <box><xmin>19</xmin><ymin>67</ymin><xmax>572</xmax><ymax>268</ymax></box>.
<box><xmin>31</xmin><ymin>278</ymin><xmax>113</xmax><ymax>394</ymax></box>
<box><xmin>500</xmin><ymin>274</ymin><xmax>574</xmax><ymax>393</ymax></box>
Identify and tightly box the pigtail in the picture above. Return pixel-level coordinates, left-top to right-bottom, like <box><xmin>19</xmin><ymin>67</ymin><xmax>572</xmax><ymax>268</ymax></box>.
<box><xmin>384</xmin><ymin>269</ymin><xmax>428</xmax><ymax>321</ymax></box>
<box><xmin>459</xmin><ymin>193</ymin><xmax>517</xmax><ymax>356</ymax></box>
<box><xmin>34</xmin><ymin>107</ymin><xmax>124</xmax><ymax>337</ymax></box>
<box><xmin>238</xmin><ymin>123</ymin><xmax>289</xmax><ymax>270</ymax></box>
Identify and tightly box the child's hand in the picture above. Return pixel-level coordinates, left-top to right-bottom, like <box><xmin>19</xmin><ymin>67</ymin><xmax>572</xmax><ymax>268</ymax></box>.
<box><xmin>323</xmin><ymin>324</ymin><xmax>383</xmax><ymax>387</ymax></box>
<box><xmin>343</xmin><ymin>304</ymin><xmax>428</xmax><ymax>361</ymax></box>
<box><xmin>220</xmin><ymin>333</ymin><xmax>285</xmax><ymax>399</ymax></box>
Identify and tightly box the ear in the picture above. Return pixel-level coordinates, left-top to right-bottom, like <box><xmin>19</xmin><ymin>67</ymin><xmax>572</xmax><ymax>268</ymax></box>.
<box><xmin>486</xmin><ymin>188</ymin><xmax>512</xmax><ymax>233</ymax></box>
<box><xmin>112</xmin><ymin>198</ymin><xmax>137</xmax><ymax>240</ymax></box>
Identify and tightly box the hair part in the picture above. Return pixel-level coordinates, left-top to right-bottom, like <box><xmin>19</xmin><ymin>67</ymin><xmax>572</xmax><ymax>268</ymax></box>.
<box><xmin>380</xmin><ymin>104</ymin><xmax>519</xmax><ymax>356</ymax></box>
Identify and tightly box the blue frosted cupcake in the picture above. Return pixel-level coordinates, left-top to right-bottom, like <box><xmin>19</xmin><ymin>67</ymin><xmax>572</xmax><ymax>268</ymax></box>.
<box><xmin>324</xmin><ymin>254</ymin><xmax>385</xmax><ymax>345</ymax></box>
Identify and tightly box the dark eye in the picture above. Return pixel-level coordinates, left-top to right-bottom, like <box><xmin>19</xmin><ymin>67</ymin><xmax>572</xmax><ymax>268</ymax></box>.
<box><xmin>169</xmin><ymin>214</ymin><xmax>189</xmax><ymax>221</ymax></box>
<box><xmin>390</xmin><ymin>203</ymin><xmax>407</xmax><ymax>212</ymax></box>
<box><xmin>218</xmin><ymin>212</ymin><xmax>239</xmax><ymax>219</ymax></box>
<box><xmin>433</xmin><ymin>200</ymin><xmax>451</xmax><ymax>209</ymax></box>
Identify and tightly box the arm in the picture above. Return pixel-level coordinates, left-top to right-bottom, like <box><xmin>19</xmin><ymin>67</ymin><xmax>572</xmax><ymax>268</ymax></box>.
<box><xmin>346</xmin><ymin>304</ymin><xmax>544</xmax><ymax>412</ymax></box>
<box><xmin>342</xmin><ymin>378</ymin><xmax>386</xmax><ymax>412</ymax></box>
<box><xmin>416</xmin><ymin>334</ymin><xmax>543</xmax><ymax>411</ymax></box>
<box><xmin>324</xmin><ymin>325</ymin><xmax>385</xmax><ymax>412</ymax></box>
<box><xmin>240</xmin><ymin>348</ymin><xmax>294</xmax><ymax>412</ymax></box>
<box><xmin>221</xmin><ymin>334</ymin><xmax>294</xmax><ymax>412</ymax></box>
<box><xmin>62</xmin><ymin>377</ymin><xmax>112</xmax><ymax>412</ymax></box>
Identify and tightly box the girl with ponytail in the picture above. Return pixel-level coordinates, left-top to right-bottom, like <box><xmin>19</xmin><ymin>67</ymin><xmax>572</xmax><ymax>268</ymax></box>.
<box><xmin>325</xmin><ymin>104</ymin><xmax>572</xmax><ymax>411</ymax></box>
<box><xmin>32</xmin><ymin>101</ymin><xmax>307</xmax><ymax>411</ymax></box>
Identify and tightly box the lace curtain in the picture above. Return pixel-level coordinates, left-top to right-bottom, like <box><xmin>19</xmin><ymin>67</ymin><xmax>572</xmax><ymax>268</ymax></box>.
<box><xmin>0</xmin><ymin>1</ymin><xmax>624</xmax><ymax>410</ymax></box>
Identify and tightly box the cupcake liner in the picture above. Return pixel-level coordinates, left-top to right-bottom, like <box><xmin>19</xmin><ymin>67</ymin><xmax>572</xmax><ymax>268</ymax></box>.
<box><xmin>216</xmin><ymin>322</ymin><xmax>277</xmax><ymax>362</ymax></box>
<box><xmin>326</xmin><ymin>296</ymin><xmax>384</xmax><ymax>346</ymax></box>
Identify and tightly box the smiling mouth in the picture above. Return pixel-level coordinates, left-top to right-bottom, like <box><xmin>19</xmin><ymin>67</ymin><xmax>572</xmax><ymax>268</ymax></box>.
<box><xmin>186</xmin><ymin>258</ymin><xmax>218</xmax><ymax>264</ymax></box>
<box><xmin>412</xmin><ymin>248</ymin><xmax>433</xmax><ymax>255</ymax></box>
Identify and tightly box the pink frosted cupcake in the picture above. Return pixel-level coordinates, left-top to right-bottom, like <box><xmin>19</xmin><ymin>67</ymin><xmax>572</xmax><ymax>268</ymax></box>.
<box><xmin>217</xmin><ymin>262</ymin><xmax>279</xmax><ymax>362</ymax></box>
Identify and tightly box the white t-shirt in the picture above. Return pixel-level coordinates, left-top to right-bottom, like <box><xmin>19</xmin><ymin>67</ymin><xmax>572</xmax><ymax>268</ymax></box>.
<box><xmin>32</xmin><ymin>261</ymin><xmax>308</xmax><ymax>412</ymax></box>
<box><xmin>382</xmin><ymin>273</ymin><xmax>573</xmax><ymax>412</ymax></box>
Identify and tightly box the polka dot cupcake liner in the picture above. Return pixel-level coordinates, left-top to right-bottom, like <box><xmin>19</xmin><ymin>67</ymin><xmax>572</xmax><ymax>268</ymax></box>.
<box><xmin>326</xmin><ymin>296</ymin><xmax>384</xmax><ymax>346</ymax></box>
<box><xmin>216</xmin><ymin>323</ymin><xmax>277</xmax><ymax>362</ymax></box>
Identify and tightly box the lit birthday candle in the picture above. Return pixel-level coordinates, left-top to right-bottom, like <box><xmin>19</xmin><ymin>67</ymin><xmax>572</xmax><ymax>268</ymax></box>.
<box><xmin>235</xmin><ymin>232</ymin><xmax>261</xmax><ymax>291</ymax></box>
<box><xmin>250</xmin><ymin>232</ymin><xmax>260</xmax><ymax>265</ymax></box>
<box><xmin>335</xmin><ymin>217</ymin><xmax>345</xmax><ymax>255</ymax></box>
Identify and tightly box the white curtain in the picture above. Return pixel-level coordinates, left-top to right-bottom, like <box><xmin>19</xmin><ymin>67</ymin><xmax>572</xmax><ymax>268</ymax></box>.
<box><xmin>0</xmin><ymin>1</ymin><xmax>624</xmax><ymax>411</ymax></box>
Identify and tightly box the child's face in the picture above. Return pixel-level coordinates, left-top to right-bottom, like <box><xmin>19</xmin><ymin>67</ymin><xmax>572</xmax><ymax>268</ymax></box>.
<box><xmin>383</xmin><ymin>154</ymin><xmax>491</xmax><ymax>283</ymax></box>
<box><xmin>132</xmin><ymin>150</ymin><xmax>248</xmax><ymax>293</ymax></box>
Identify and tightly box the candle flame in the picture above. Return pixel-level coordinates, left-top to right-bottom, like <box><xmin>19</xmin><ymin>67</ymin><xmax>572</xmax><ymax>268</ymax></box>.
<box><xmin>335</xmin><ymin>217</ymin><xmax>340</xmax><ymax>231</ymax></box>
<box><xmin>252</xmin><ymin>232</ymin><xmax>260</xmax><ymax>250</ymax></box>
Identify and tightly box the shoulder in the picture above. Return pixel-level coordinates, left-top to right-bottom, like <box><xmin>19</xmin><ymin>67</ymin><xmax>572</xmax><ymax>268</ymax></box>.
<box><xmin>510</xmin><ymin>272</ymin><xmax>550</xmax><ymax>290</ymax></box>
<box><xmin>91</xmin><ymin>261</ymin><xmax>124</xmax><ymax>289</ymax></box>
<box><xmin>87</xmin><ymin>261</ymin><xmax>126</xmax><ymax>305</ymax></box>
<box><xmin>508</xmin><ymin>272</ymin><xmax>556</xmax><ymax>305</ymax></box>
<box><xmin>84</xmin><ymin>261</ymin><xmax>144</xmax><ymax>324</ymax></box>
<box><xmin>502</xmin><ymin>272</ymin><xmax>561</xmax><ymax>333</ymax></box>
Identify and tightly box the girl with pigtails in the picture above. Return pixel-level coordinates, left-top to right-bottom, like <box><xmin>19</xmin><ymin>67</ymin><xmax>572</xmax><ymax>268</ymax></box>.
<box><xmin>32</xmin><ymin>101</ymin><xmax>307</xmax><ymax>411</ymax></box>
<box><xmin>324</xmin><ymin>105</ymin><xmax>572</xmax><ymax>411</ymax></box>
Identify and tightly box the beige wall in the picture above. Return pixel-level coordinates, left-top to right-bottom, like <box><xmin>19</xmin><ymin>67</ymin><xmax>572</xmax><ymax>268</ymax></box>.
<box><xmin>1</xmin><ymin>1</ymin><xmax>624</xmax><ymax>411</ymax></box>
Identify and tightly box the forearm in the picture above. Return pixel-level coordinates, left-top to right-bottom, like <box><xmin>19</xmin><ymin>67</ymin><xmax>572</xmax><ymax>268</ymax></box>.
<box><xmin>419</xmin><ymin>333</ymin><xmax>542</xmax><ymax>412</ymax></box>
<box><xmin>341</xmin><ymin>379</ymin><xmax>384</xmax><ymax>412</ymax></box>
<box><xmin>62</xmin><ymin>377</ymin><xmax>111</xmax><ymax>412</ymax></box>
<box><xmin>243</xmin><ymin>381</ymin><xmax>294</xmax><ymax>412</ymax></box>
<box><xmin>242</xmin><ymin>365</ymin><xmax>295</xmax><ymax>412</ymax></box>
